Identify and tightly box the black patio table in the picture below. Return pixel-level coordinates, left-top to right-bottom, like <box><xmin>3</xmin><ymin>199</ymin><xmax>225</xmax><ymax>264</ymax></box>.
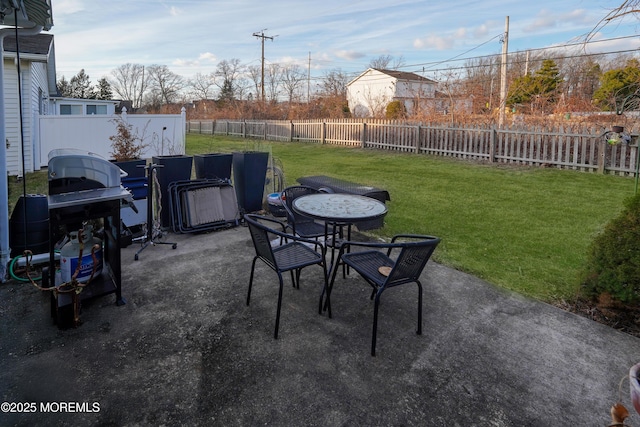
<box><xmin>296</xmin><ymin>175</ymin><xmax>390</xmax><ymax>230</ymax></box>
<box><xmin>293</xmin><ymin>193</ymin><xmax>388</xmax><ymax>314</ymax></box>
<box><xmin>293</xmin><ymin>192</ymin><xmax>387</xmax><ymax>263</ymax></box>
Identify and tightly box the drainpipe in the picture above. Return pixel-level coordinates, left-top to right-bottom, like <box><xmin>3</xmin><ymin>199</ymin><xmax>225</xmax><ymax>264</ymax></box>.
<box><xmin>0</xmin><ymin>23</ymin><xmax>44</xmax><ymax>282</ymax></box>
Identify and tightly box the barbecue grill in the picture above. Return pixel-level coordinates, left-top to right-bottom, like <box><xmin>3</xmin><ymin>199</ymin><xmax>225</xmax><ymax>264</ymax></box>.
<box><xmin>45</xmin><ymin>149</ymin><xmax>130</xmax><ymax>327</ymax></box>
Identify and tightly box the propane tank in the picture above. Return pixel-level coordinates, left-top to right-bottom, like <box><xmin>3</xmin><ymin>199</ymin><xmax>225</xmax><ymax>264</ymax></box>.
<box><xmin>60</xmin><ymin>226</ymin><xmax>103</xmax><ymax>284</ymax></box>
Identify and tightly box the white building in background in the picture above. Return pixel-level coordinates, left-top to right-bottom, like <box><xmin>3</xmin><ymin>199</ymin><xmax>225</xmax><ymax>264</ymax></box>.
<box><xmin>48</xmin><ymin>96</ymin><xmax>118</xmax><ymax>116</ymax></box>
<box><xmin>346</xmin><ymin>68</ymin><xmax>437</xmax><ymax>117</ymax></box>
<box><xmin>3</xmin><ymin>33</ymin><xmax>56</xmax><ymax>176</ymax></box>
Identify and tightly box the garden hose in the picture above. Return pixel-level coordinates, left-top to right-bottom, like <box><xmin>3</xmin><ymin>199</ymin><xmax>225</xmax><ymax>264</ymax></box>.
<box><xmin>9</xmin><ymin>250</ymin><xmax>60</xmax><ymax>283</ymax></box>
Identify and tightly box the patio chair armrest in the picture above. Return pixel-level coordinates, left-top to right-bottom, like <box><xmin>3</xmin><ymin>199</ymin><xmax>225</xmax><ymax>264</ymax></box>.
<box><xmin>388</xmin><ymin>234</ymin><xmax>440</xmax><ymax>256</ymax></box>
<box><xmin>246</xmin><ymin>214</ymin><xmax>288</xmax><ymax>233</ymax></box>
<box><xmin>336</xmin><ymin>235</ymin><xmax>440</xmax><ymax>258</ymax></box>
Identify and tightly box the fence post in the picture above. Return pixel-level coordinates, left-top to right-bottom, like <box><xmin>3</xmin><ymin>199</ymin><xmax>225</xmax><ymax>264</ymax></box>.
<box><xmin>490</xmin><ymin>126</ymin><xmax>497</xmax><ymax>163</ymax></box>
<box><xmin>598</xmin><ymin>140</ymin><xmax>606</xmax><ymax>174</ymax></box>
<box><xmin>263</xmin><ymin>121</ymin><xmax>267</xmax><ymax>140</ymax></box>
<box><xmin>415</xmin><ymin>125</ymin><xmax>421</xmax><ymax>154</ymax></box>
<box><xmin>321</xmin><ymin>121</ymin><xmax>326</xmax><ymax>144</ymax></box>
<box><xmin>242</xmin><ymin>120</ymin><xmax>247</xmax><ymax>139</ymax></box>
<box><xmin>361</xmin><ymin>122</ymin><xmax>367</xmax><ymax>148</ymax></box>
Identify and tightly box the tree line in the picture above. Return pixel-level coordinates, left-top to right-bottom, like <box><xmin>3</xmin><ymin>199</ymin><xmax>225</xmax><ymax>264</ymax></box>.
<box><xmin>56</xmin><ymin>1</ymin><xmax>640</xmax><ymax>124</ymax></box>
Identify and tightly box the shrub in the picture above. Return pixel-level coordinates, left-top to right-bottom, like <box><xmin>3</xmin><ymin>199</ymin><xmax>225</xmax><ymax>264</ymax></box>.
<box><xmin>109</xmin><ymin>116</ymin><xmax>149</xmax><ymax>161</ymax></box>
<box><xmin>385</xmin><ymin>101</ymin><xmax>406</xmax><ymax>119</ymax></box>
<box><xmin>580</xmin><ymin>193</ymin><xmax>640</xmax><ymax>303</ymax></box>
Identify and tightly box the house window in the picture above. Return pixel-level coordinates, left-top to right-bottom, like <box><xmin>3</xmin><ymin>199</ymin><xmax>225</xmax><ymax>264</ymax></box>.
<box><xmin>86</xmin><ymin>105</ymin><xmax>107</xmax><ymax>115</ymax></box>
<box><xmin>60</xmin><ymin>104</ymin><xmax>82</xmax><ymax>115</ymax></box>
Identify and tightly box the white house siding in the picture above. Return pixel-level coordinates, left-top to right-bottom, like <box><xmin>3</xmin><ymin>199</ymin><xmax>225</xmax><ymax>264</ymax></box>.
<box><xmin>347</xmin><ymin>69</ymin><xmax>394</xmax><ymax>117</ymax></box>
<box><xmin>347</xmin><ymin>69</ymin><xmax>437</xmax><ymax>117</ymax></box>
<box><xmin>4</xmin><ymin>58</ymin><xmax>21</xmax><ymax>176</ymax></box>
<box><xmin>29</xmin><ymin>61</ymin><xmax>49</xmax><ymax>169</ymax></box>
<box><xmin>2</xmin><ymin>58</ymin><xmax>49</xmax><ymax>176</ymax></box>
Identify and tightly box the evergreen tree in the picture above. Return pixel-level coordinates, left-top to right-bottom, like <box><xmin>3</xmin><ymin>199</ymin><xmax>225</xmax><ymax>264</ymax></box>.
<box><xmin>593</xmin><ymin>59</ymin><xmax>640</xmax><ymax>112</ymax></box>
<box><xmin>69</xmin><ymin>69</ymin><xmax>96</xmax><ymax>99</ymax></box>
<box><xmin>57</xmin><ymin>75</ymin><xmax>71</xmax><ymax>97</ymax></box>
<box><xmin>96</xmin><ymin>77</ymin><xmax>113</xmax><ymax>100</ymax></box>
<box><xmin>218</xmin><ymin>78</ymin><xmax>235</xmax><ymax>102</ymax></box>
<box><xmin>507</xmin><ymin>59</ymin><xmax>562</xmax><ymax>113</ymax></box>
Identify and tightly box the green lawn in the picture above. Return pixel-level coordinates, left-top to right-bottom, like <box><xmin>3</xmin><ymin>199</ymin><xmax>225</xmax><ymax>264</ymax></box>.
<box><xmin>187</xmin><ymin>134</ymin><xmax>633</xmax><ymax>302</ymax></box>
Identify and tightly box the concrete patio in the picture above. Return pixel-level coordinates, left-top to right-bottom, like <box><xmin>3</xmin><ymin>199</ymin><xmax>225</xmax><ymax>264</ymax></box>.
<box><xmin>1</xmin><ymin>224</ymin><xmax>640</xmax><ymax>426</ymax></box>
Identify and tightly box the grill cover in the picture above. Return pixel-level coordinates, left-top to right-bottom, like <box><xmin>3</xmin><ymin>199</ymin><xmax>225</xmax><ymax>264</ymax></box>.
<box><xmin>48</xmin><ymin>149</ymin><xmax>124</xmax><ymax>194</ymax></box>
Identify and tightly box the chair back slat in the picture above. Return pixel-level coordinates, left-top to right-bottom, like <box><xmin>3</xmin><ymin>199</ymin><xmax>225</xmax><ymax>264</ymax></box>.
<box><xmin>283</xmin><ymin>185</ymin><xmax>320</xmax><ymax>224</ymax></box>
<box><xmin>387</xmin><ymin>239</ymin><xmax>439</xmax><ymax>285</ymax></box>
<box><xmin>247</xmin><ymin>217</ymin><xmax>277</xmax><ymax>269</ymax></box>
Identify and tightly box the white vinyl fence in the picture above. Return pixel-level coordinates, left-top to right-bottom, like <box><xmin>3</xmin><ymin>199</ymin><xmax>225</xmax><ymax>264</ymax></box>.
<box><xmin>36</xmin><ymin>108</ymin><xmax>186</xmax><ymax>170</ymax></box>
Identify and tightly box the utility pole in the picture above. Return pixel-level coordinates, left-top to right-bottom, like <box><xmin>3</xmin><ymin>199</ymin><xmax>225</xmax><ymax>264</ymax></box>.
<box><xmin>307</xmin><ymin>52</ymin><xmax>311</xmax><ymax>103</ymax></box>
<box><xmin>498</xmin><ymin>16</ymin><xmax>509</xmax><ymax>127</ymax></box>
<box><xmin>253</xmin><ymin>29</ymin><xmax>276</xmax><ymax>101</ymax></box>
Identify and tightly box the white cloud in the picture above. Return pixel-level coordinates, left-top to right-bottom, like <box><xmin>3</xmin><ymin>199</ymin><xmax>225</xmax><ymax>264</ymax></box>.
<box><xmin>413</xmin><ymin>35</ymin><xmax>456</xmax><ymax>50</ymax></box>
<box><xmin>474</xmin><ymin>24</ymin><xmax>489</xmax><ymax>38</ymax></box>
<box><xmin>335</xmin><ymin>50</ymin><xmax>366</xmax><ymax>61</ymax></box>
<box><xmin>523</xmin><ymin>8</ymin><xmax>593</xmax><ymax>33</ymax></box>
<box><xmin>198</xmin><ymin>52</ymin><xmax>217</xmax><ymax>62</ymax></box>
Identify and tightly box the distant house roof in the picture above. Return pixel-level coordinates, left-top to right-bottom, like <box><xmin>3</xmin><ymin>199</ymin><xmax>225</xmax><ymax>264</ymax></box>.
<box><xmin>3</xmin><ymin>33</ymin><xmax>53</xmax><ymax>56</ymax></box>
<box><xmin>374</xmin><ymin>68</ymin><xmax>437</xmax><ymax>83</ymax></box>
<box><xmin>348</xmin><ymin>68</ymin><xmax>437</xmax><ymax>86</ymax></box>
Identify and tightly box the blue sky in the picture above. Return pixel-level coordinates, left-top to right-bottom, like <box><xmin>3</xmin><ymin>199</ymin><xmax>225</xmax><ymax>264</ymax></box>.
<box><xmin>47</xmin><ymin>0</ymin><xmax>639</xmax><ymax>84</ymax></box>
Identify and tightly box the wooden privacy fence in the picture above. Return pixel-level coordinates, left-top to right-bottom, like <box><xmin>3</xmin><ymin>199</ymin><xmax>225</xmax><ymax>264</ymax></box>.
<box><xmin>186</xmin><ymin>119</ymin><xmax>640</xmax><ymax>176</ymax></box>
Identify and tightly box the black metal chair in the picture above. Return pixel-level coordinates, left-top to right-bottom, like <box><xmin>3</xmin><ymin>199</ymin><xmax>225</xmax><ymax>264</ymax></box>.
<box><xmin>244</xmin><ymin>214</ymin><xmax>329</xmax><ymax>339</ymax></box>
<box><xmin>327</xmin><ymin>234</ymin><xmax>441</xmax><ymax>356</ymax></box>
<box><xmin>281</xmin><ymin>185</ymin><xmax>330</xmax><ymax>239</ymax></box>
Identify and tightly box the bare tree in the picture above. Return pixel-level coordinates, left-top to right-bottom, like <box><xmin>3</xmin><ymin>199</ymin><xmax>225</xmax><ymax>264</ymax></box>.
<box><xmin>319</xmin><ymin>68</ymin><xmax>349</xmax><ymax>98</ymax></box>
<box><xmin>463</xmin><ymin>56</ymin><xmax>500</xmax><ymax>113</ymax></box>
<box><xmin>188</xmin><ymin>72</ymin><xmax>216</xmax><ymax>100</ymax></box>
<box><xmin>215</xmin><ymin>59</ymin><xmax>244</xmax><ymax>101</ymax></box>
<box><xmin>110</xmin><ymin>63</ymin><xmax>147</xmax><ymax>109</ymax></box>
<box><xmin>146</xmin><ymin>64</ymin><xmax>184</xmax><ymax>107</ymax></box>
<box><xmin>281</xmin><ymin>64</ymin><xmax>306</xmax><ymax>103</ymax></box>
<box><xmin>247</xmin><ymin>64</ymin><xmax>262</xmax><ymax>100</ymax></box>
<box><xmin>265</xmin><ymin>63</ymin><xmax>282</xmax><ymax>102</ymax></box>
<box><xmin>560</xmin><ymin>55</ymin><xmax>602</xmax><ymax>110</ymax></box>
<box><xmin>368</xmin><ymin>54</ymin><xmax>406</xmax><ymax>70</ymax></box>
<box><xmin>587</xmin><ymin>1</ymin><xmax>640</xmax><ymax>41</ymax></box>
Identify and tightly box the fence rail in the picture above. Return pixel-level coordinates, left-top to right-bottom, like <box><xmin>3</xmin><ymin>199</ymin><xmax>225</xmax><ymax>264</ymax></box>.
<box><xmin>186</xmin><ymin>119</ymin><xmax>640</xmax><ymax>176</ymax></box>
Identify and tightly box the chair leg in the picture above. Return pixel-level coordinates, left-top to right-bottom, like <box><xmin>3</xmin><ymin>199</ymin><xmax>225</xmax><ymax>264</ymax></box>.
<box><xmin>290</xmin><ymin>270</ymin><xmax>296</xmax><ymax>288</ymax></box>
<box><xmin>320</xmin><ymin>260</ymin><xmax>331</xmax><ymax>318</ymax></box>
<box><xmin>295</xmin><ymin>269</ymin><xmax>302</xmax><ymax>288</ymax></box>
<box><xmin>372</xmin><ymin>289</ymin><xmax>383</xmax><ymax>356</ymax></box>
<box><xmin>416</xmin><ymin>281</ymin><xmax>423</xmax><ymax>335</ymax></box>
<box><xmin>247</xmin><ymin>257</ymin><xmax>258</xmax><ymax>306</ymax></box>
<box><xmin>274</xmin><ymin>273</ymin><xmax>285</xmax><ymax>339</ymax></box>
<box><xmin>324</xmin><ymin>254</ymin><xmax>343</xmax><ymax>317</ymax></box>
